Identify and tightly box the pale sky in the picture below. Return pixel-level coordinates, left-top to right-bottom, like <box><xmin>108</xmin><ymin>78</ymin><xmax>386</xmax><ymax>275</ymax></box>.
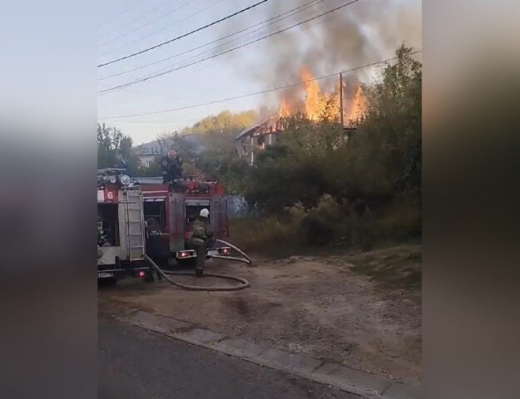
<box><xmin>97</xmin><ymin>0</ymin><xmax>421</xmax><ymax>145</ymax></box>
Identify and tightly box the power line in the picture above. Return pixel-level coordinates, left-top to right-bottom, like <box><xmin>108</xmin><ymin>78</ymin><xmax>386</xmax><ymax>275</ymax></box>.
<box><xmin>144</xmin><ymin>0</ymin><xmax>344</xmax><ymax>83</ymax></box>
<box><xmin>99</xmin><ymin>0</ymin><xmax>186</xmax><ymax>40</ymax></box>
<box><xmin>98</xmin><ymin>0</ymin><xmax>151</xmax><ymax>28</ymax></box>
<box><xmin>99</xmin><ymin>0</ymin><xmax>360</xmax><ymax>92</ymax></box>
<box><xmin>107</xmin><ymin>14</ymin><xmax>326</xmax><ymax>93</ymax></box>
<box><xmin>99</xmin><ymin>50</ymin><xmax>422</xmax><ymax>120</ymax></box>
<box><xmin>103</xmin><ymin>116</ymin><xmax>205</xmax><ymax>125</ymax></box>
<box><xmin>143</xmin><ymin>0</ymin><xmax>325</xmax><ymax>79</ymax></box>
<box><xmin>99</xmin><ymin>0</ymin><xmax>194</xmax><ymax>47</ymax></box>
<box><xmin>98</xmin><ymin>0</ymin><xmax>272</xmax><ymax>68</ymax></box>
<box><xmin>100</xmin><ymin>0</ymin><xmax>228</xmax><ymax>56</ymax></box>
<box><xmin>98</xmin><ymin>0</ymin><xmax>326</xmax><ymax>82</ymax></box>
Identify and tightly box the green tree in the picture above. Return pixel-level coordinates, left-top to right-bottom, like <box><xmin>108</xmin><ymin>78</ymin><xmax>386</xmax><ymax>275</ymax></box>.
<box><xmin>244</xmin><ymin>118</ymin><xmax>341</xmax><ymax>212</ymax></box>
<box><xmin>245</xmin><ymin>45</ymin><xmax>422</xmax><ymax>212</ymax></box>
<box><xmin>97</xmin><ymin>123</ymin><xmax>123</xmax><ymax>168</ymax></box>
<box><xmin>119</xmin><ymin>136</ymin><xmax>141</xmax><ymax>176</ymax></box>
<box><xmin>97</xmin><ymin>123</ymin><xmax>141</xmax><ymax>174</ymax></box>
<box><xmin>344</xmin><ymin>44</ymin><xmax>422</xmax><ymax>198</ymax></box>
<box><xmin>157</xmin><ymin>110</ymin><xmax>258</xmax><ymax>190</ymax></box>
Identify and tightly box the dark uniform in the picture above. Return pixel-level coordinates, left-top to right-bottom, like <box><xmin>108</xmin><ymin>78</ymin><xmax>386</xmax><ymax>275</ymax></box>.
<box><xmin>161</xmin><ymin>155</ymin><xmax>183</xmax><ymax>184</ymax></box>
<box><xmin>98</xmin><ymin>222</ymin><xmax>107</xmax><ymax>247</ymax></box>
<box><xmin>97</xmin><ymin>222</ymin><xmax>107</xmax><ymax>259</ymax></box>
<box><xmin>114</xmin><ymin>155</ymin><xmax>128</xmax><ymax>173</ymax></box>
<box><xmin>145</xmin><ymin>218</ymin><xmax>164</xmax><ymax>280</ymax></box>
<box><xmin>188</xmin><ymin>216</ymin><xmax>214</xmax><ymax>277</ymax></box>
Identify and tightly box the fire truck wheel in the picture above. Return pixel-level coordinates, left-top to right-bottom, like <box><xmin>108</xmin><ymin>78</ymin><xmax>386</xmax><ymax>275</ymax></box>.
<box><xmin>144</xmin><ymin>269</ymin><xmax>154</xmax><ymax>283</ymax></box>
<box><xmin>177</xmin><ymin>258</ymin><xmax>196</xmax><ymax>268</ymax></box>
<box><xmin>102</xmin><ymin>277</ymin><xmax>117</xmax><ymax>287</ymax></box>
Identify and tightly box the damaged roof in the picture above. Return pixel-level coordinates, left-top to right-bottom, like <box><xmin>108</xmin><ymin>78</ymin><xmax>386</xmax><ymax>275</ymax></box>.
<box><xmin>235</xmin><ymin>117</ymin><xmax>284</xmax><ymax>141</ymax></box>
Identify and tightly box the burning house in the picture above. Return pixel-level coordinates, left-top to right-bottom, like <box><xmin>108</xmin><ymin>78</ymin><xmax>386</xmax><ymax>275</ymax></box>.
<box><xmin>235</xmin><ymin>116</ymin><xmax>284</xmax><ymax>164</ymax></box>
<box><xmin>235</xmin><ymin>67</ymin><xmax>366</xmax><ymax>165</ymax></box>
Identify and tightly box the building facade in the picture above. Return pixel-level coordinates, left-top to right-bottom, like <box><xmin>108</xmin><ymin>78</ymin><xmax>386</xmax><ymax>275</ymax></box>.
<box><xmin>133</xmin><ymin>134</ymin><xmax>203</xmax><ymax>168</ymax></box>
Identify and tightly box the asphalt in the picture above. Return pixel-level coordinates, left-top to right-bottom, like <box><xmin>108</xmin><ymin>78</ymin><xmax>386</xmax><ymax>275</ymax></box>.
<box><xmin>98</xmin><ymin>315</ymin><xmax>359</xmax><ymax>399</ymax></box>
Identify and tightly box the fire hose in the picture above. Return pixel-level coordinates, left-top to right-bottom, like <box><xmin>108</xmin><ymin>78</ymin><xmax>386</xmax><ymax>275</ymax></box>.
<box><xmin>144</xmin><ymin>239</ymin><xmax>251</xmax><ymax>292</ymax></box>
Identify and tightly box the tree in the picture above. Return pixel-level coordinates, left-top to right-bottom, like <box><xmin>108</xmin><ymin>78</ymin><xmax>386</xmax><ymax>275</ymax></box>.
<box><xmin>97</xmin><ymin>123</ymin><xmax>123</xmax><ymax>169</ymax></box>
<box><xmin>97</xmin><ymin>123</ymin><xmax>141</xmax><ymax>174</ymax></box>
<box><xmin>244</xmin><ymin>118</ymin><xmax>340</xmax><ymax>212</ymax></box>
<box><xmin>157</xmin><ymin>110</ymin><xmax>258</xmax><ymax>190</ymax></box>
<box><xmin>244</xmin><ymin>45</ymin><xmax>422</xmax><ymax>211</ymax></box>
<box><xmin>347</xmin><ymin>44</ymin><xmax>422</xmax><ymax>198</ymax></box>
<box><xmin>119</xmin><ymin>136</ymin><xmax>141</xmax><ymax>176</ymax></box>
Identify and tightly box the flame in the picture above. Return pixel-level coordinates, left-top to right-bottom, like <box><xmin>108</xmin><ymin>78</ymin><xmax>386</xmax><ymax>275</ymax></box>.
<box><xmin>278</xmin><ymin>98</ymin><xmax>292</xmax><ymax>118</ymax></box>
<box><xmin>301</xmin><ymin>67</ymin><xmax>323</xmax><ymax>120</ymax></box>
<box><xmin>276</xmin><ymin>66</ymin><xmax>366</xmax><ymax>124</ymax></box>
<box><xmin>346</xmin><ymin>85</ymin><xmax>366</xmax><ymax>124</ymax></box>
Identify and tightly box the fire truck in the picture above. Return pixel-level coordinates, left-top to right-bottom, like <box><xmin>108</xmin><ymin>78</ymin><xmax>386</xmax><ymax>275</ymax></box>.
<box><xmin>136</xmin><ymin>175</ymin><xmax>230</xmax><ymax>262</ymax></box>
<box><xmin>97</xmin><ymin>167</ymin><xmax>232</xmax><ymax>281</ymax></box>
<box><xmin>97</xmin><ymin>169</ymin><xmax>152</xmax><ymax>282</ymax></box>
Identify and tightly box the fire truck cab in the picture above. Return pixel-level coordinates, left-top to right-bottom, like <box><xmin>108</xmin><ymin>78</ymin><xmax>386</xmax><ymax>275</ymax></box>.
<box><xmin>137</xmin><ymin>176</ymin><xmax>229</xmax><ymax>261</ymax></box>
<box><xmin>97</xmin><ymin>169</ymin><xmax>152</xmax><ymax>282</ymax></box>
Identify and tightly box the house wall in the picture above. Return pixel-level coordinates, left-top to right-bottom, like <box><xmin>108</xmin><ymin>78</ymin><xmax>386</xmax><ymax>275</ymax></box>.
<box><xmin>138</xmin><ymin>154</ymin><xmax>156</xmax><ymax>168</ymax></box>
<box><xmin>235</xmin><ymin>132</ymin><xmax>280</xmax><ymax>165</ymax></box>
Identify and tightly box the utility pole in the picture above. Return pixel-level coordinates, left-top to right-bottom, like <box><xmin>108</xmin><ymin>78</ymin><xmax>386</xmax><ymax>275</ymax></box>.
<box><xmin>339</xmin><ymin>73</ymin><xmax>344</xmax><ymax>127</ymax></box>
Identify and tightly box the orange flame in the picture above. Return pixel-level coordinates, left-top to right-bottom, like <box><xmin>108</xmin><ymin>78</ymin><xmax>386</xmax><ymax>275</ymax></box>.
<box><xmin>346</xmin><ymin>85</ymin><xmax>366</xmax><ymax>124</ymax></box>
<box><xmin>301</xmin><ymin>67</ymin><xmax>323</xmax><ymax>120</ymax></box>
<box><xmin>277</xmin><ymin>66</ymin><xmax>366</xmax><ymax>124</ymax></box>
<box><xmin>278</xmin><ymin>98</ymin><xmax>292</xmax><ymax>118</ymax></box>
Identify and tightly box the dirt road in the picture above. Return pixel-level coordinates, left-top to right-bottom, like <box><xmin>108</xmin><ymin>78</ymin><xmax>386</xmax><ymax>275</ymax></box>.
<box><xmin>99</xmin><ymin>245</ymin><xmax>421</xmax><ymax>386</ymax></box>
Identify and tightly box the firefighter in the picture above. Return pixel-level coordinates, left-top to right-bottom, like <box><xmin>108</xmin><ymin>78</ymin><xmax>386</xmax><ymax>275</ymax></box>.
<box><xmin>161</xmin><ymin>149</ymin><xmax>183</xmax><ymax>184</ymax></box>
<box><xmin>98</xmin><ymin>222</ymin><xmax>107</xmax><ymax>247</ymax></box>
<box><xmin>97</xmin><ymin>222</ymin><xmax>106</xmax><ymax>260</ymax></box>
<box><xmin>188</xmin><ymin>208</ymin><xmax>214</xmax><ymax>277</ymax></box>
<box><xmin>114</xmin><ymin>153</ymin><xmax>128</xmax><ymax>172</ymax></box>
<box><xmin>145</xmin><ymin>217</ymin><xmax>164</xmax><ymax>280</ymax></box>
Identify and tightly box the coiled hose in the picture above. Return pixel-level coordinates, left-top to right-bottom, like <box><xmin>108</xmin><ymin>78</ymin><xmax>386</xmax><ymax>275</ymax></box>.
<box><xmin>144</xmin><ymin>239</ymin><xmax>251</xmax><ymax>292</ymax></box>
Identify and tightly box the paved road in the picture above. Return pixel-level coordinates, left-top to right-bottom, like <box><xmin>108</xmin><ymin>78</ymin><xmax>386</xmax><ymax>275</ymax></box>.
<box><xmin>99</xmin><ymin>316</ymin><xmax>358</xmax><ymax>399</ymax></box>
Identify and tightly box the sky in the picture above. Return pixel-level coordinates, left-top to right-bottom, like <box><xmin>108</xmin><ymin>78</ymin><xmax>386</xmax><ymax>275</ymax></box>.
<box><xmin>97</xmin><ymin>0</ymin><xmax>422</xmax><ymax>145</ymax></box>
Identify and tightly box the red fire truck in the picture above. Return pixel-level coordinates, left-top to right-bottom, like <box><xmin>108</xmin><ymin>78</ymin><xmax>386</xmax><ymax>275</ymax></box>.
<box><xmin>97</xmin><ymin>169</ymin><xmax>153</xmax><ymax>282</ymax></box>
<box><xmin>136</xmin><ymin>176</ymin><xmax>230</xmax><ymax>262</ymax></box>
<box><xmin>97</xmin><ymin>168</ymin><xmax>231</xmax><ymax>283</ymax></box>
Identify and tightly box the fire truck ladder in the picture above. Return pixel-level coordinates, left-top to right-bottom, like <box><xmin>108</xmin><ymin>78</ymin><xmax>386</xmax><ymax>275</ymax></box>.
<box><xmin>125</xmin><ymin>189</ymin><xmax>145</xmax><ymax>261</ymax></box>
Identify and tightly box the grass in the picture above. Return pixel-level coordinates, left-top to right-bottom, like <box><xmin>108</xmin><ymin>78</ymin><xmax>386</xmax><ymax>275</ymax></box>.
<box><xmin>347</xmin><ymin>246</ymin><xmax>422</xmax><ymax>293</ymax></box>
<box><xmin>227</xmin><ymin>198</ymin><xmax>422</xmax><ymax>293</ymax></box>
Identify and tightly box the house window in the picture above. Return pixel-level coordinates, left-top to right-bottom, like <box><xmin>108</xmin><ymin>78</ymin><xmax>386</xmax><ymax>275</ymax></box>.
<box><xmin>257</xmin><ymin>136</ymin><xmax>265</xmax><ymax>149</ymax></box>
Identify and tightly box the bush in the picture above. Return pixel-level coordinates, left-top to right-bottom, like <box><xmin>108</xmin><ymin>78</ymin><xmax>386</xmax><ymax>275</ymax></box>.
<box><xmin>230</xmin><ymin>46</ymin><xmax>422</xmax><ymax>254</ymax></box>
<box><xmin>229</xmin><ymin>216</ymin><xmax>300</xmax><ymax>257</ymax></box>
<box><xmin>229</xmin><ymin>193</ymin><xmax>420</xmax><ymax>257</ymax></box>
<box><xmin>299</xmin><ymin>214</ymin><xmax>335</xmax><ymax>246</ymax></box>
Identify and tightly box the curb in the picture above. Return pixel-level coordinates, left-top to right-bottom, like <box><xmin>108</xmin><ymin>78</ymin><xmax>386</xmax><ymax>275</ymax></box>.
<box><xmin>119</xmin><ymin>310</ymin><xmax>420</xmax><ymax>399</ymax></box>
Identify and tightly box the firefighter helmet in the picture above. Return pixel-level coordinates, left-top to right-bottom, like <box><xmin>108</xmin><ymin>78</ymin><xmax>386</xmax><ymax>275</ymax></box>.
<box><xmin>200</xmin><ymin>208</ymin><xmax>209</xmax><ymax>218</ymax></box>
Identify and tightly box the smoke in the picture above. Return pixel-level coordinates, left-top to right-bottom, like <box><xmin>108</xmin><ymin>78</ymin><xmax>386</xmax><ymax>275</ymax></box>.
<box><xmin>223</xmin><ymin>0</ymin><xmax>421</xmax><ymax>113</ymax></box>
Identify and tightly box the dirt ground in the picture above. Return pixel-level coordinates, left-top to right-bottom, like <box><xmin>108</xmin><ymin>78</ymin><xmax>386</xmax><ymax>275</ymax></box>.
<box><xmin>99</xmin><ymin>244</ymin><xmax>421</xmax><ymax>386</ymax></box>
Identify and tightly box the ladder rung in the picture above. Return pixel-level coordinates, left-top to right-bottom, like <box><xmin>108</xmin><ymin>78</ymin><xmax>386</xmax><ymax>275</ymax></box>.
<box><xmin>130</xmin><ymin>245</ymin><xmax>144</xmax><ymax>248</ymax></box>
<box><xmin>129</xmin><ymin>233</ymin><xmax>143</xmax><ymax>236</ymax></box>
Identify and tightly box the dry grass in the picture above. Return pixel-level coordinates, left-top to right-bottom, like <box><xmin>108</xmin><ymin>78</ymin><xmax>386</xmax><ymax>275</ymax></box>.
<box><xmin>346</xmin><ymin>245</ymin><xmax>422</xmax><ymax>297</ymax></box>
<box><xmin>229</xmin><ymin>197</ymin><xmax>421</xmax><ymax>259</ymax></box>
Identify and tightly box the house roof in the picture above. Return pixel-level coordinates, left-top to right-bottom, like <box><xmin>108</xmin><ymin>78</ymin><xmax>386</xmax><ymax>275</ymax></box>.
<box><xmin>133</xmin><ymin>134</ymin><xmax>204</xmax><ymax>156</ymax></box>
<box><xmin>133</xmin><ymin>141</ymin><xmax>162</xmax><ymax>156</ymax></box>
<box><xmin>235</xmin><ymin>117</ymin><xmax>282</xmax><ymax>141</ymax></box>
<box><xmin>235</xmin><ymin>117</ymin><xmax>358</xmax><ymax>142</ymax></box>
<box><xmin>236</xmin><ymin>125</ymin><xmax>258</xmax><ymax>141</ymax></box>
